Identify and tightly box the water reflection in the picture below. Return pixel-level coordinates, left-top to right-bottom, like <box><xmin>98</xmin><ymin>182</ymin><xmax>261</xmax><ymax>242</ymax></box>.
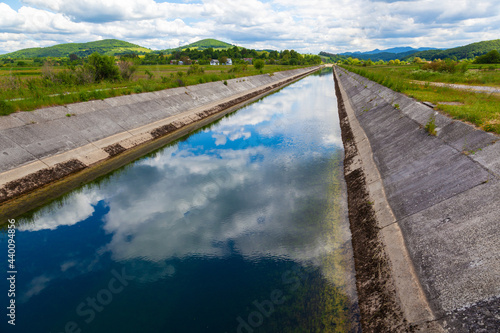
<box><xmin>2</xmin><ymin>70</ymin><xmax>359</xmax><ymax>332</ymax></box>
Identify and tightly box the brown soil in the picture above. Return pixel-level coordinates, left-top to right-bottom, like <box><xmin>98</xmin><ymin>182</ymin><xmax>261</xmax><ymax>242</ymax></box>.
<box><xmin>103</xmin><ymin>143</ymin><xmax>126</xmax><ymax>156</ymax></box>
<box><xmin>0</xmin><ymin>159</ymin><xmax>86</xmax><ymax>204</ymax></box>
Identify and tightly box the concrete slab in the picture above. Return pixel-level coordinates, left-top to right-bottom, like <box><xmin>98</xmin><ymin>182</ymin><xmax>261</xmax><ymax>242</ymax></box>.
<box><xmin>384</xmin><ymin>150</ymin><xmax>489</xmax><ymax>219</ymax></box>
<box><xmin>469</xmin><ymin>141</ymin><xmax>500</xmax><ymax>177</ymax></box>
<box><xmin>91</xmin><ymin>132</ymin><xmax>134</xmax><ymax>149</ymax></box>
<box><xmin>101</xmin><ymin>104</ymin><xmax>152</xmax><ymax>130</ymax></box>
<box><xmin>41</xmin><ymin>143</ymin><xmax>108</xmax><ymax>167</ymax></box>
<box><xmin>439</xmin><ymin>120</ymin><xmax>497</xmax><ymax>152</ymax></box>
<box><xmin>63</xmin><ymin>111</ymin><xmax>126</xmax><ymax>142</ymax></box>
<box><xmin>2</xmin><ymin>119</ymin><xmax>90</xmax><ymax>160</ymax></box>
<box><xmin>0</xmin><ymin>133</ymin><xmax>38</xmax><ymax>173</ymax></box>
<box><xmin>0</xmin><ymin>114</ymin><xmax>25</xmax><ymax>130</ymax></box>
<box><xmin>28</xmin><ymin>106</ymin><xmax>69</xmax><ymax>123</ymax></box>
<box><xmin>398</xmin><ymin>179</ymin><xmax>500</xmax><ymax>315</ymax></box>
<box><xmin>66</xmin><ymin>100</ymin><xmax>104</xmax><ymax>115</ymax></box>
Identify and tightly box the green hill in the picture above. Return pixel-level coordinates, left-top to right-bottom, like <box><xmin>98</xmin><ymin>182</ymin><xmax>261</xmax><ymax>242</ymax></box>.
<box><xmin>0</xmin><ymin>39</ymin><xmax>152</xmax><ymax>59</ymax></box>
<box><xmin>162</xmin><ymin>39</ymin><xmax>235</xmax><ymax>53</ymax></box>
<box><xmin>403</xmin><ymin>39</ymin><xmax>500</xmax><ymax>61</ymax></box>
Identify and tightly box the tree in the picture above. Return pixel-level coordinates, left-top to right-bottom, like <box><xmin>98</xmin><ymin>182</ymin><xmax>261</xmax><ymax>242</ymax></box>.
<box><xmin>219</xmin><ymin>56</ymin><xmax>228</xmax><ymax>65</ymax></box>
<box><xmin>413</xmin><ymin>57</ymin><xmax>423</xmax><ymax>64</ymax></box>
<box><xmin>69</xmin><ymin>53</ymin><xmax>79</xmax><ymax>61</ymax></box>
<box><xmin>254</xmin><ymin>59</ymin><xmax>265</xmax><ymax>71</ymax></box>
<box><xmin>86</xmin><ymin>52</ymin><xmax>121</xmax><ymax>82</ymax></box>
<box><xmin>474</xmin><ymin>50</ymin><xmax>500</xmax><ymax>64</ymax></box>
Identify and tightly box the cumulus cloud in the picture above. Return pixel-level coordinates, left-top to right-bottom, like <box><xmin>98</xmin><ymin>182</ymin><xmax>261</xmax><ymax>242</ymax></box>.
<box><xmin>21</xmin><ymin>0</ymin><xmax>204</xmax><ymax>22</ymax></box>
<box><xmin>0</xmin><ymin>0</ymin><xmax>499</xmax><ymax>62</ymax></box>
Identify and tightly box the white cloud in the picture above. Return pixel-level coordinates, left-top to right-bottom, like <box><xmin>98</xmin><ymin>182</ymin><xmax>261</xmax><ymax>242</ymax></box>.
<box><xmin>0</xmin><ymin>1</ymin><xmax>499</xmax><ymax>62</ymax></box>
<box><xmin>21</xmin><ymin>0</ymin><xmax>205</xmax><ymax>22</ymax></box>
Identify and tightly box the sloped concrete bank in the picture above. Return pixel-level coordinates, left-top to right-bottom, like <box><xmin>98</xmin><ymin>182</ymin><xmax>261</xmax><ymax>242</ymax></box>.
<box><xmin>334</xmin><ymin>66</ymin><xmax>500</xmax><ymax>332</ymax></box>
<box><xmin>0</xmin><ymin>66</ymin><xmax>320</xmax><ymax>220</ymax></box>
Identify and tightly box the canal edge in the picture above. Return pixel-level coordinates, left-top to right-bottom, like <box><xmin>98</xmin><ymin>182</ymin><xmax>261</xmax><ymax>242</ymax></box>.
<box><xmin>0</xmin><ymin>66</ymin><xmax>321</xmax><ymax>221</ymax></box>
<box><xmin>332</xmin><ymin>66</ymin><xmax>444</xmax><ymax>332</ymax></box>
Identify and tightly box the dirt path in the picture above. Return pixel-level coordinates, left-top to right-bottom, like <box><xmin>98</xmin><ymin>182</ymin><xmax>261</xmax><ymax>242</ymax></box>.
<box><xmin>411</xmin><ymin>80</ymin><xmax>500</xmax><ymax>94</ymax></box>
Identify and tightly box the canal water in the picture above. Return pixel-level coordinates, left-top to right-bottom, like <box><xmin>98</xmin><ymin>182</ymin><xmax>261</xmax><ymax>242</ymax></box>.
<box><xmin>1</xmin><ymin>68</ymin><xmax>360</xmax><ymax>332</ymax></box>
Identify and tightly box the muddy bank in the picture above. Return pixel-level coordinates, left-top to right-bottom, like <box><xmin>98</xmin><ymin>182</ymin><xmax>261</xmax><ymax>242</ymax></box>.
<box><xmin>334</xmin><ymin>70</ymin><xmax>415</xmax><ymax>332</ymax></box>
<box><xmin>0</xmin><ymin>66</ymin><xmax>319</xmax><ymax>220</ymax></box>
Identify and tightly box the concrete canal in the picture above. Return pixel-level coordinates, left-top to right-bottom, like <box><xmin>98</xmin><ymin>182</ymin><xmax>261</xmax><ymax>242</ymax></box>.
<box><xmin>1</xmin><ymin>69</ymin><xmax>360</xmax><ymax>332</ymax></box>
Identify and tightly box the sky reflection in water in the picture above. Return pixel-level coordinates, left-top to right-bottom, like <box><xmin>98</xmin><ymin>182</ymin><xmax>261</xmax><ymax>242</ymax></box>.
<box><xmin>1</xmin><ymin>69</ymin><xmax>359</xmax><ymax>332</ymax></box>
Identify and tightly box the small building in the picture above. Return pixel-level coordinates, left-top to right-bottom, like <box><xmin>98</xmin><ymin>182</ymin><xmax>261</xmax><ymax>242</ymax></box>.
<box><xmin>243</xmin><ymin>58</ymin><xmax>253</xmax><ymax>64</ymax></box>
<box><xmin>178</xmin><ymin>61</ymin><xmax>184</xmax><ymax>65</ymax></box>
<box><xmin>210</xmin><ymin>59</ymin><xmax>219</xmax><ymax>65</ymax></box>
<box><xmin>225</xmin><ymin>58</ymin><xmax>232</xmax><ymax>65</ymax></box>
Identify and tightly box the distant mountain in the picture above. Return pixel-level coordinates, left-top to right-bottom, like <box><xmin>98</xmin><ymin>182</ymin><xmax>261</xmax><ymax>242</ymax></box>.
<box><xmin>340</xmin><ymin>46</ymin><xmax>438</xmax><ymax>56</ymax></box>
<box><xmin>331</xmin><ymin>46</ymin><xmax>440</xmax><ymax>61</ymax></box>
<box><xmin>402</xmin><ymin>39</ymin><xmax>500</xmax><ymax>61</ymax></box>
<box><xmin>0</xmin><ymin>39</ymin><xmax>151</xmax><ymax>59</ymax></box>
<box><xmin>162</xmin><ymin>39</ymin><xmax>235</xmax><ymax>53</ymax></box>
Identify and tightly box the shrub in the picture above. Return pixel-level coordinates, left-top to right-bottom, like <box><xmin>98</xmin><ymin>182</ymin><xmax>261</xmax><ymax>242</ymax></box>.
<box><xmin>254</xmin><ymin>59</ymin><xmax>265</xmax><ymax>71</ymax></box>
<box><xmin>474</xmin><ymin>50</ymin><xmax>500</xmax><ymax>64</ymax></box>
<box><xmin>421</xmin><ymin>59</ymin><xmax>460</xmax><ymax>73</ymax></box>
<box><xmin>117</xmin><ymin>60</ymin><xmax>137</xmax><ymax>80</ymax></box>
<box><xmin>187</xmin><ymin>64</ymin><xmax>204</xmax><ymax>75</ymax></box>
<box><xmin>85</xmin><ymin>52</ymin><xmax>121</xmax><ymax>82</ymax></box>
<box><xmin>144</xmin><ymin>69</ymin><xmax>154</xmax><ymax>80</ymax></box>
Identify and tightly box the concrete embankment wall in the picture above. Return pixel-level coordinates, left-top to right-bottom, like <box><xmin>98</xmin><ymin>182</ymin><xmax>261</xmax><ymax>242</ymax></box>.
<box><xmin>0</xmin><ymin>66</ymin><xmax>319</xmax><ymax>217</ymax></box>
<box><xmin>334</xmin><ymin>66</ymin><xmax>500</xmax><ymax>332</ymax></box>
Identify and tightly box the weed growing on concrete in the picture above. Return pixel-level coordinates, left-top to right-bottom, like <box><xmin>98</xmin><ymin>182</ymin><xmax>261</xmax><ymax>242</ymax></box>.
<box><xmin>425</xmin><ymin>115</ymin><xmax>437</xmax><ymax>136</ymax></box>
<box><xmin>394</xmin><ymin>103</ymin><xmax>400</xmax><ymax>110</ymax></box>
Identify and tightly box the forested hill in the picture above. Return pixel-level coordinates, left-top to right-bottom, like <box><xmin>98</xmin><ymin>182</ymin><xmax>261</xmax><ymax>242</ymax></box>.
<box><xmin>0</xmin><ymin>39</ymin><xmax>151</xmax><ymax>59</ymax></box>
<box><xmin>161</xmin><ymin>39</ymin><xmax>235</xmax><ymax>53</ymax></box>
<box><xmin>403</xmin><ymin>39</ymin><xmax>500</xmax><ymax>61</ymax></box>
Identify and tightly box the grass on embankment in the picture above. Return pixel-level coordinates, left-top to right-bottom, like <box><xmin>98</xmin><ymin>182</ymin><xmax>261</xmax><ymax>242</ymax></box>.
<box><xmin>0</xmin><ymin>64</ymin><xmax>309</xmax><ymax>116</ymax></box>
<box><xmin>340</xmin><ymin>64</ymin><xmax>500</xmax><ymax>135</ymax></box>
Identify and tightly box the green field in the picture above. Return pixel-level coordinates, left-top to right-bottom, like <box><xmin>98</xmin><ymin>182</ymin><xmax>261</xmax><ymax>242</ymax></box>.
<box><xmin>340</xmin><ymin>64</ymin><xmax>500</xmax><ymax>134</ymax></box>
<box><xmin>0</xmin><ymin>64</ymin><xmax>310</xmax><ymax>116</ymax></box>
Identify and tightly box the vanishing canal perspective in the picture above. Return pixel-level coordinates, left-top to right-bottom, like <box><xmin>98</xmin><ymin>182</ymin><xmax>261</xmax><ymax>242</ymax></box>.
<box><xmin>1</xmin><ymin>69</ymin><xmax>360</xmax><ymax>332</ymax></box>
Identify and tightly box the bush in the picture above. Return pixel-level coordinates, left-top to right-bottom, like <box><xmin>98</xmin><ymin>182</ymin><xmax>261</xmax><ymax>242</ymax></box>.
<box><xmin>85</xmin><ymin>52</ymin><xmax>121</xmax><ymax>82</ymax></box>
<box><xmin>254</xmin><ymin>59</ymin><xmax>265</xmax><ymax>71</ymax></box>
<box><xmin>117</xmin><ymin>60</ymin><xmax>137</xmax><ymax>80</ymax></box>
<box><xmin>474</xmin><ymin>50</ymin><xmax>500</xmax><ymax>64</ymax></box>
<box><xmin>187</xmin><ymin>64</ymin><xmax>204</xmax><ymax>75</ymax></box>
<box><xmin>421</xmin><ymin>59</ymin><xmax>459</xmax><ymax>73</ymax></box>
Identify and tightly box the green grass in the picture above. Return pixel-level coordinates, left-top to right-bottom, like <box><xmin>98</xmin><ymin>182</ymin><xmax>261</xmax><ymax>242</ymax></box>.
<box><xmin>344</xmin><ymin>64</ymin><xmax>500</xmax><ymax>86</ymax></box>
<box><xmin>0</xmin><ymin>64</ymin><xmax>310</xmax><ymax>115</ymax></box>
<box><xmin>341</xmin><ymin>64</ymin><xmax>500</xmax><ymax>134</ymax></box>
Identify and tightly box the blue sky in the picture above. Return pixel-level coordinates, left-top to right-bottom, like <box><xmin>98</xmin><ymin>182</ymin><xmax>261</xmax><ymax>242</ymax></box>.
<box><xmin>0</xmin><ymin>0</ymin><xmax>499</xmax><ymax>54</ymax></box>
